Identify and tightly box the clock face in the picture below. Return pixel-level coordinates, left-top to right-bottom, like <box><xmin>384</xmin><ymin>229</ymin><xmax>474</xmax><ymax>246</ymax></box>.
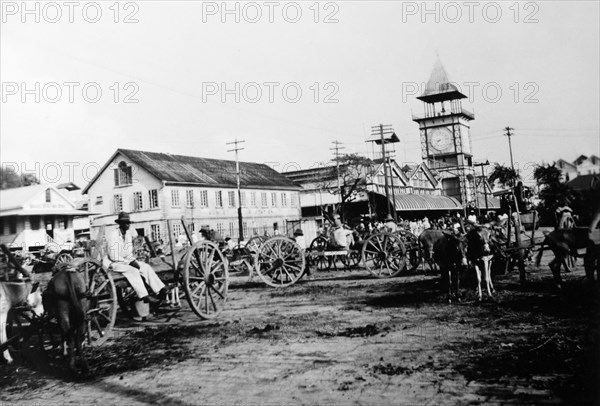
<box><xmin>429</xmin><ymin>127</ymin><xmax>454</xmax><ymax>154</ymax></box>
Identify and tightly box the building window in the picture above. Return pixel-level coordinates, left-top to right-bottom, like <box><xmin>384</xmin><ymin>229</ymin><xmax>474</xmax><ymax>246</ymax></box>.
<box><xmin>113</xmin><ymin>194</ymin><xmax>123</xmax><ymax>214</ymax></box>
<box><xmin>150</xmin><ymin>224</ymin><xmax>161</xmax><ymax>242</ymax></box>
<box><xmin>45</xmin><ymin>189</ymin><xmax>51</xmax><ymax>203</ymax></box>
<box><xmin>199</xmin><ymin>190</ymin><xmax>208</xmax><ymax>207</ymax></box>
<box><xmin>216</xmin><ymin>222</ymin><xmax>224</xmax><ymax>236</ymax></box>
<box><xmin>58</xmin><ymin>217</ymin><xmax>66</xmax><ymax>230</ymax></box>
<box><xmin>133</xmin><ymin>192</ymin><xmax>143</xmax><ymax>211</ymax></box>
<box><xmin>240</xmin><ymin>191</ymin><xmax>246</xmax><ymax>207</ymax></box>
<box><xmin>242</xmin><ymin>221</ymin><xmax>248</xmax><ymax>237</ymax></box>
<box><xmin>186</xmin><ymin>190</ymin><xmax>194</xmax><ymax>207</ymax></box>
<box><xmin>215</xmin><ymin>191</ymin><xmax>223</xmax><ymax>207</ymax></box>
<box><xmin>229</xmin><ymin>222</ymin><xmax>236</xmax><ymax>238</ymax></box>
<box><xmin>172</xmin><ymin>223</ymin><xmax>182</xmax><ymax>238</ymax></box>
<box><xmin>281</xmin><ymin>193</ymin><xmax>287</xmax><ymax>207</ymax></box>
<box><xmin>250</xmin><ymin>192</ymin><xmax>257</xmax><ymax>207</ymax></box>
<box><xmin>291</xmin><ymin>193</ymin><xmax>297</xmax><ymax>208</ymax></box>
<box><xmin>114</xmin><ymin>161</ymin><xmax>133</xmax><ymax>186</ymax></box>
<box><xmin>95</xmin><ymin>196</ymin><xmax>103</xmax><ymax>205</ymax></box>
<box><xmin>171</xmin><ymin>190</ymin><xmax>180</xmax><ymax>207</ymax></box>
<box><xmin>228</xmin><ymin>191</ymin><xmax>236</xmax><ymax>207</ymax></box>
<box><xmin>261</xmin><ymin>192</ymin><xmax>268</xmax><ymax>207</ymax></box>
<box><xmin>271</xmin><ymin>192</ymin><xmax>277</xmax><ymax>207</ymax></box>
<box><xmin>30</xmin><ymin>216</ymin><xmax>40</xmax><ymax>230</ymax></box>
<box><xmin>148</xmin><ymin>189</ymin><xmax>159</xmax><ymax>209</ymax></box>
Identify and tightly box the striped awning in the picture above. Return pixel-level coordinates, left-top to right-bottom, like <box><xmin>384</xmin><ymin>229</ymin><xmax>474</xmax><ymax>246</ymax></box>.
<box><xmin>390</xmin><ymin>194</ymin><xmax>463</xmax><ymax>211</ymax></box>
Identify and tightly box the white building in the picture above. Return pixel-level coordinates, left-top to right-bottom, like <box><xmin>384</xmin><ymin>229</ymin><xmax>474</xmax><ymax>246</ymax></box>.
<box><xmin>0</xmin><ymin>184</ymin><xmax>90</xmax><ymax>251</ymax></box>
<box><xmin>82</xmin><ymin>149</ymin><xmax>302</xmax><ymax>242</ymax></box>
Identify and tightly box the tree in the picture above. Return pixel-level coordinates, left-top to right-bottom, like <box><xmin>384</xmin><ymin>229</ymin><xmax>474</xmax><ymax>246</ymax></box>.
<box><xmin>533</xmin><ymin>163</ymin><xmax>573</xmax><ymax>226</ymax></box>
<box><xmin>488</xmin><ymin>164</ymin><xmax>520</xmax><ymax>189</ymax></box>
<box><xmin>316</xmin><ymin>153</ymin><xmax>373</xmax><ymax>222</ymax></box>
<box><xmin>0</xmin><ymin>165</ymin><xmax>40</xmax><ymax>189</ymax></box>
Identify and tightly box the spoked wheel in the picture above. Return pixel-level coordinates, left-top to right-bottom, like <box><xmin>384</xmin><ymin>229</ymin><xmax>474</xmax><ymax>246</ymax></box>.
<box><xmin>361</xmin><ymin>232</ymin><xmax>407</xmax><ymax>278</ymax></box>
<box><xmin>6</xmin><ymin>308</ymin><xmax>59</xmax><ymax>360</ymax></box>
<box><xmin>76</xmin><ymin>258</ymin><xmax>117</xmax><ymax>346</ymax></box>
<box><xmin>396</xmin><ymin>230</ymin><xmax>422</xmax><ymax>272</ymax></box>
<box><xmin>561</xmin><ymin>216</ymin><xmax>577</xmax><ymax>272</ymax></box>
<box><xmin>245</xmin><ymin>236</ymin><xmax>265</xmax><ymax>256</ymax></box>
<box><xmin>255</xmin><ymin>236</ymin><xmax>306</xmax><ymax>287</ymax></box>
<box><xmin>309</xmin><ymin>236</ymin><xmax>330</xmax><ymax>271</ymax></box>
<box><xmin>56</xmin><ymin>251</ymin><xmax>74</xmax><ymax>264</ymax></box>
<box><xmin>182</xmin><ymin>241</ymin><xmax>229</xmax><ymax>319</ymax></box>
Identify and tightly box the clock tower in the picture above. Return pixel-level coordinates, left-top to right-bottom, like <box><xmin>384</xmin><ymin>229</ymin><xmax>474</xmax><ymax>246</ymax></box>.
<box><xmin>412</xmin><ymin>58</ymin><xmax>475</xmax><ymax>205</ymax></box>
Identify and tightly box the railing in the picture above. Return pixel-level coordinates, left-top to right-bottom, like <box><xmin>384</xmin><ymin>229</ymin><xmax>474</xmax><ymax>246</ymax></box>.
<box><xmin>412</xmin><ymin>108</ymin><xmax>474</xmax><ymax>121</ymax></box>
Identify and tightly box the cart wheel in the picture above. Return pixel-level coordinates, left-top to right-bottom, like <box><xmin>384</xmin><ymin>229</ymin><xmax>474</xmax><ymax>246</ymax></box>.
<box><xmin>182</xmin><ymin>241</ymin><xmax>229</xmax><ymax>319</ymax></box>
<box><xmin>245</xmin><ymin>236</ymin><xmax>265</xmax><ymax>255</ymax></box>
<box><xmin>255</xmin><ymin>236</ymin><xmax>306</xmax><ymax>287</ymax></box>
<box><xmin>76</xmin><ymin>258</ymin><xmax>117</xmax><ymax>346</ymax></box>
<box><xmin>309</xmin><ymin>236</ymin><xmax>330</xmax><ymax>271</ymax></box>
<box><xmin>361</xmin><ymin>232</ymin><xmax>406</xmax><ymax>278</ymax></box>
<box><xmin>56</xmin><ymin>252</ymin><xmax>74</xmax><ymax>264</ymax></box>
<box><xmin>561</xmin><ymin>216</ymin><xmax>577</xmax><ymax>272</ymax></box>
<box><xmin>6</xmin><ymin>308</ymin><xmax>59</xmax><ymax>360</ymax></box>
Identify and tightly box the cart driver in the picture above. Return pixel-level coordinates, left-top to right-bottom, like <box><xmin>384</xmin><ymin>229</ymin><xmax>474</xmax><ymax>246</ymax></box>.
<box><xmin>105</xmin><ymin>212</ymin><xmax>170</xmax><ymax>309</ymax></box>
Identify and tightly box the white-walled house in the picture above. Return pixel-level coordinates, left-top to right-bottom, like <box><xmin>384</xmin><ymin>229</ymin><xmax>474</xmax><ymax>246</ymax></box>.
<box><xmin>82</xmin><ymin>149</ymin><xmax>302</xmax><ymax>242</ymax></box>
<box><xmin>0</xmin><ymin>184</ymin><xmax>91</xmax><ymax>251</ymax></box>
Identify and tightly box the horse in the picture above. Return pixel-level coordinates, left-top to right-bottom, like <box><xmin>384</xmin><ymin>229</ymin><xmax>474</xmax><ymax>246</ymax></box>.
<box><xmin>419</xmin><ymin>229</ymin><xmax>468</xmax><ymax>302</ymax></box>
<box><xmin>466</xmin><ymin>226</ymin><xmax>495</xmax><ymax>300</ymax></box>
<box><xmin>43</xmin><ymin>263</ymin><xmax>90</xmax><ymax>374</ymax></box>
<box><xmin>0</xmin><ymin>280</ymin><xmax>44</xmax><ymax>363</ymax></box>
<box><xmin>535</xmin><ymin>208</ymin><xmax>600</xmax><ymax>288</ymax></box>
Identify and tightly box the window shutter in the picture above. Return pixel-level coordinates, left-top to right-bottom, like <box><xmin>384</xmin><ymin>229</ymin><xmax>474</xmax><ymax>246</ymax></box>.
<box><xmin>114</xmin><ymin>169</ymin><xmax>119</xmax><ymax>186</ymax></box>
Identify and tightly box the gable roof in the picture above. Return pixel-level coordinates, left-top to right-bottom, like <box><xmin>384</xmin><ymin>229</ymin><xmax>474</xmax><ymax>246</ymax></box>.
<box><xmin>556</xmin><ymin>159</ymin><xmax>577</xmax><ymax>169</ymax></box>
<box><xmin>0</xmin><ymin>184</ymin><xmax>50</xmax><ymax>211</ymax></box>
<box><xmin>83</xmin><ymin>149</ymin><xmax>300</xmax><ymax>194</ymax></box>
<box><xmin>0</xmin><ymin>184</ymin><xmax>89</xmax><ymax>216</ymax></box>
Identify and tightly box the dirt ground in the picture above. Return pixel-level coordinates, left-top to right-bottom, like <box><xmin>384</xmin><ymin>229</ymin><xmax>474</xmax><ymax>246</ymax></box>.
<box><xmin>1</xmin><ymin>244</ymin><xmax>599</xmax><ymax>405</ymax></box>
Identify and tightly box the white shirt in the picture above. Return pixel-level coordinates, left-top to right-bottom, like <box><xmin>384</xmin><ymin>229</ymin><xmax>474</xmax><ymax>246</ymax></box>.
<box><xmin>106</xmin><ymin>227</ymin><xmax>137</xmax><ymax>263</ymax></box>
<box><xmin>295</xmin><ymin>235</ymin><xmax>307</xmax><ymax>250</ymax></box>
<box><xmin>333</xmin><ymin>227</ymin><xmax>353</xmax><ymax>248</ymax></box>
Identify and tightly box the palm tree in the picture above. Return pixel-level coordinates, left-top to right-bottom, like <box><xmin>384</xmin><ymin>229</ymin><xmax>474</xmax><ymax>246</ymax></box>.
<box><xmin>488</xmin><ymin>164</ymin><xmax>520</xmax><ymax>189</ymax></box>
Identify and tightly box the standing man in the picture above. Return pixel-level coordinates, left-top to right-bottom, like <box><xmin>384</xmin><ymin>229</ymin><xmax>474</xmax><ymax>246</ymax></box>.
<box><xmin>105</xmin><ymin>212</ymin><xmax>169</xmax><ymax>312</ymax></box>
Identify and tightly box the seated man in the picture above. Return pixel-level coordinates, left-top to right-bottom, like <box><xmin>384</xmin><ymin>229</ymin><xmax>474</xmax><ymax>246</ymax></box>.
<box><xmin>331</xmin><ymin>217</ymin><xmax>354</xmax><ymax>250</ymax></box>
<box><xmin>105</xmin><ymin>212</ymin><xmax>169</xmax><ymax>309</ymax></box>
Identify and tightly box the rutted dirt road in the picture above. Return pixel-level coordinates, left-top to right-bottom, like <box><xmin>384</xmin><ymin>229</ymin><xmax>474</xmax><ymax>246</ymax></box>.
<box><xmin>1</xmin><ymin>251</ymin><xmax>598</xmax><ymax>405</ymax></box>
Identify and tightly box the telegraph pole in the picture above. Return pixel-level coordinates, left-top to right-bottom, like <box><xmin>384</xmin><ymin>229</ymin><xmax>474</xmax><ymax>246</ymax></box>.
<box><xmin>227</xmin><ymin>139</ymin><xmax>245</xmax><ymax>243</ymax></box>
<box><xmin>330</xmin><ymin>140</ymin><xmax>345</xmax><ymax>205</ymax></box>
<box><xmin>504</xmin><ymin>126</ymin><xmax>515</xmax><ymax>171</ymax></box>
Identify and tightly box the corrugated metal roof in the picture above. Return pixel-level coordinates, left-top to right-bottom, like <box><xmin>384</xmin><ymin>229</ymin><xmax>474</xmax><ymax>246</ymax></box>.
<box><xmin>84</xmin><ymin>149</ymin><xmax>300</xmax><ymax>193</ymax></box>
<box><xmin>391</xmin><ymin>193</ymin><xmax>462</xmax><ymax>211</ymax></box>
<box><xmin>0</xmin><ymin>184</ymin><xmax>49</xmax><ymax>211</ymax></box>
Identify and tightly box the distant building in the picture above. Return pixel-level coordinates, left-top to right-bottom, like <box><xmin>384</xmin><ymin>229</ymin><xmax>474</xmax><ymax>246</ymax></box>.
<box><xmin>0</xmin><ymin>184</ymin><xmax>90</xmax><ymax>251</ymax></box>
<box><xmin>284</xmin><ymin>159</ymin><xmax>462</xmax><ymax>225</ymax></box>
<box><xmin>82</xmin><ymin>149</ymin><xmax>302</xmax><ymax>242</ymax></box>
<box><xmin>556</xmin><ymin>155</ymin><xmax>600</xmax><ymax>181</ymax></box>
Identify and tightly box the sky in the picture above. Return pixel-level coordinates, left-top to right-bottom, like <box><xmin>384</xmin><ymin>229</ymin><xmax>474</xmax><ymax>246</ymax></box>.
<box><xmin>1</xmin><ymin>0</ymin><xmax>599</xmax><ymax>189</ymax></box>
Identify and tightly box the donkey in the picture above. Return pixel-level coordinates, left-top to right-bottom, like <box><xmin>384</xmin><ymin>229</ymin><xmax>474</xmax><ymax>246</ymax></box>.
<box><xmin>467</xmin><ymin>226</ymin><xmax>495</xmax><ymax>301</ymax></box>
<box><xmin>420</xmin><ymin>229</ymin><xmax>468</xmax><ymax>302</ymax></box>
<box><xmin>43</xmin><ymin>263</ymin><xmax>89</xmax><ymax>374</ymax></box>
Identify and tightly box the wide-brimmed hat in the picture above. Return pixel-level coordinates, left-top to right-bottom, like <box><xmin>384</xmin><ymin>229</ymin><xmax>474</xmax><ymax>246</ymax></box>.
<box><xmin>115</xmin><ymin>212</ymin><xmax>132</xmax><ymax>224</ymax></box>
<box><xmin>293</xmin><ymin>228</ymin><xmax>304</xmax><ymax>236</ymax></box>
